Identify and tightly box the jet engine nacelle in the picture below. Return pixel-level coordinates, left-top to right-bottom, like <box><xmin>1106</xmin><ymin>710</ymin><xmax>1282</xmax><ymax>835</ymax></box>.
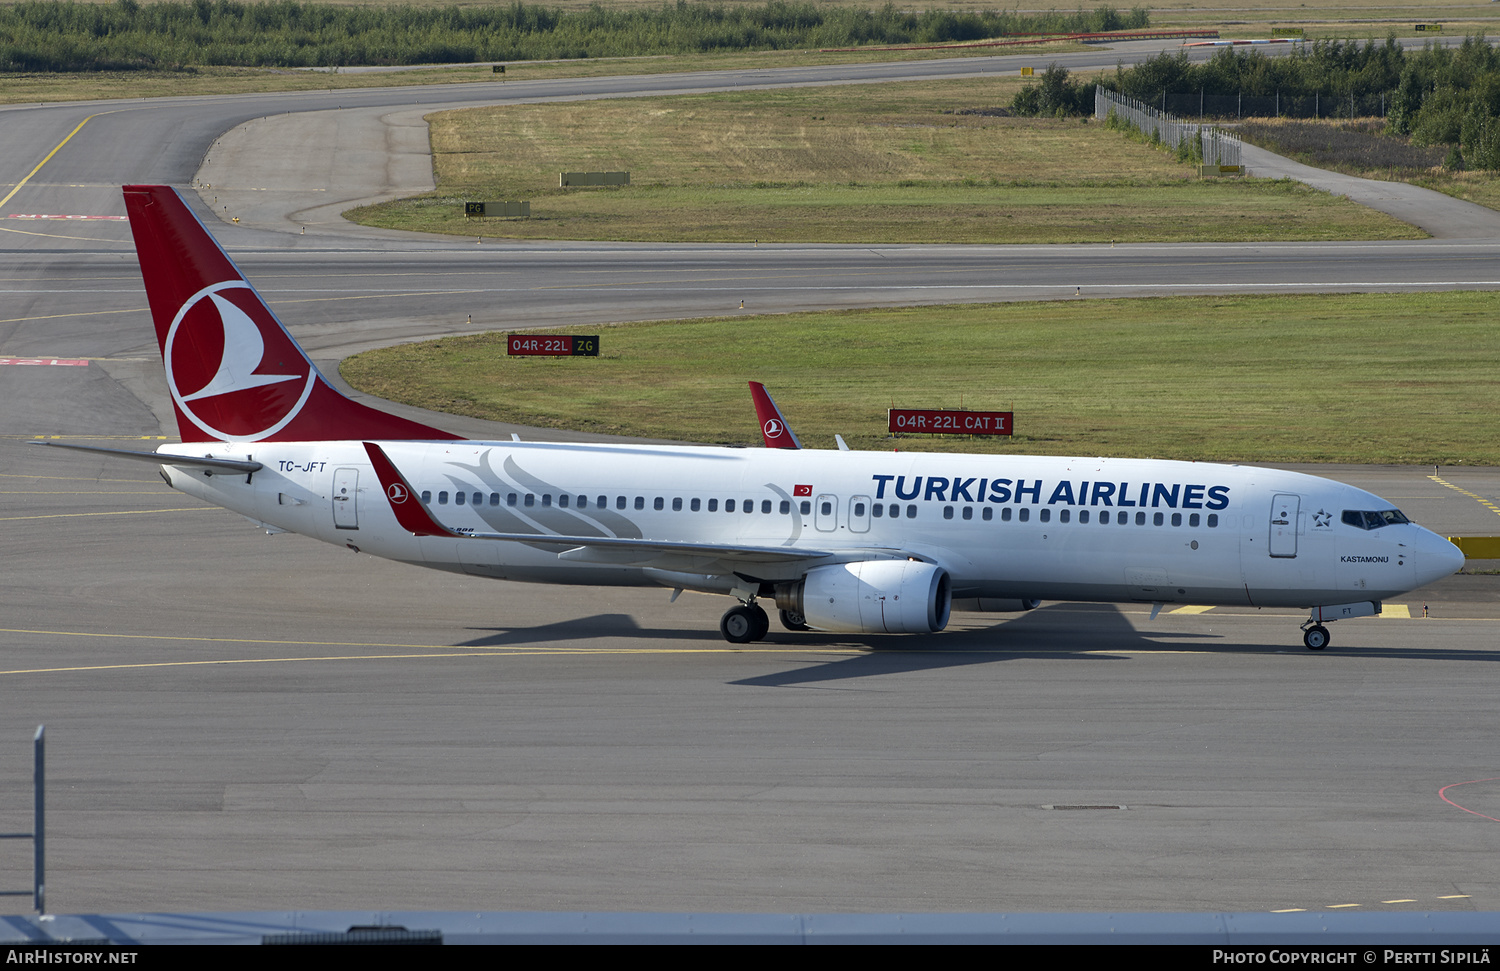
<box><xmin>777</xmin><ymin>560</ymin><xmax>951</xmax><ymax>634</ymax></box>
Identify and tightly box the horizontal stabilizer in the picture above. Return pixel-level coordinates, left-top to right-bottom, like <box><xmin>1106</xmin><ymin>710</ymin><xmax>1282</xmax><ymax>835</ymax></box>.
<box><xmin>28</xmin><ymin>441</ymin><xmax>263</xmax><ymax>473</ymax></box>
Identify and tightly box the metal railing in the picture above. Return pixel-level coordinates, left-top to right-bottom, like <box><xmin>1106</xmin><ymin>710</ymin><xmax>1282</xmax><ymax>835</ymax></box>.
<box><xmin>0</xmin><ymin>726</ymin><xmax>44</xmax><ymax>913</ymax></box>
<box><xmin>1096</xmin><ymin>87</ymin><xmax>1242</xmax><ymax>168</ymax></box>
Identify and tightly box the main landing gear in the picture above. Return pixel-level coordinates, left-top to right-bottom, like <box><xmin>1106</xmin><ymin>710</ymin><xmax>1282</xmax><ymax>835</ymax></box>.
<box><xmin>779</xmin><ymin>608</ymin><xmax>811</xmax><ymax>632</ymax></box>
<box><xmin>720</xmin><ymin>602</ymin><xmax>770</xmax><ymax>643</ymax></box>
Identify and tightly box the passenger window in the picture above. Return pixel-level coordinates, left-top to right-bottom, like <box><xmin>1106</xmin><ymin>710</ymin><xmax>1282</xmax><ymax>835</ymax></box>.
<box><xmin>576</xmin><ymin>495</ymin><xmax>586</xmax><ymax>508</ymax></box>
<box><xmin>744</xmin><ymin>501</ymin><xmax>753</xmax><ymax>514</ymax></box>
<box><xmin>616</xmin><ymin>496</ymin><xmax>626</xmax><ymax>510</ymax></box>
<box><xmin>421</xmin><ymin>490</ymin><xmax>432</xmax><ymax>503</ymax></box>
<box><xmin>708</xmin><ymin>499</ymin><xmax>719</xmax><ymax>512</ymax></box>
<box><xmin>1059</xmin><ymin>509</ymin><xmax>1069</xmax><ymax>523</ymax></box>
<box><xmin>821</xmin><ymin>501</ymin><xmax>832</xmax><ymax>516</ymax></box>
<box><xmin>1136</xmin><ymin>512</ymin><xmax>1146</xmax><ymax>526</ymax></box>
<box><xmin>508</xmin><ymin>493</ymin><xmax>518</xmax><ymax>507</ymax></box>
<box><xmin>596</xmin><ymin>495</ymin><xmax>606</xmax><ymax>509</ymax></box>
<box><xmin>1018</xmin><ymin>508</ymin><xmax>1030</xmax><ymax>523</ymax></box>
<box><xmin>982</xmin><ymin>507</ymin><xmax>993</xmax><ymax>521</ymax></box>
<box><xmin>873</xmin><ymin>504</ymin><xmax>884</xmax><ymax>518</ymax></box>
<box><xmin>439</xmin><ymin>491</ymin><xmax>449</xmax><ymax>505</ymax></box>
<box><xmin>1207</xmin><ymin>514</ymin><xmax>1219</xmax><ymax>528</ymax></box>
<box><xmin>1171</xmin><ymin>512</ymin><xmax>1182</xmax><ymax>526</ymax></box>
<box><xmin>542</xmin><ymin>494</ymin><xmax>552</xmax><ymax>507</ymax></box>
<box><xmin>654</xmin><ymin>497</ymin><xmax>664</xmax><ymax>511</ymax></box>
<box><xmin>780</xmin><ymin>501</ymin><xmax>791</xmax><ymax>514</ymax></box>
<box><xmin>455</xmin><ymin>491</ymin><xmax>465</xmax><ymax>505</ymax></box>
<box><xmin>634</xmin><ymin>496</ymin><xmax>645</xmax><ymax>510</ymax></box>
<box><xmin>962</xmin><ymin>506</ymin><xmax>973</xmax><ymax>520</ymax></box>
<box><xmin>906</xmin><ymin>505</ymin><xmax>917</xmax><ymax>519</ymax></box>
<box><xmin>1079</xmin><ymin>509</ymin><xmax>1089</xmax><ymax>524</ymax></box>
<box><xmin>691</xmin><ymin>498</ymin><xmax>701</xmax><ymax>512</ymax></box>
<box><xmin>943</xmin><ymin>506</ymin><xmax>954</xmax><ymax>520</ymax></box>
<box><xmin>726</xmin><ymin>499</ymin><xmax>736</xmax><ymax>513</ymax></box>
<box><xmin>524</xmin><ymin>494</ymin><xmax>534</xmax><ymax>507</ymax></box>
<box><xmin>559</xmin><ymin>494</ymin><xmax>569</xmax><ymax>508</ymax></box>
<box><xmin>1154</xmin><ymin>512</ymin><xmax>1164</xmax><ymax>526</ymax></box>
<box><xmin>672</xmin><ymin>497</ymin><xmax>682</xmax><ymax>512</ymax></box>
<box><xmin>1001</xmin><ymin>507</ymin><xmax>1012</xmax><ymax>522</ymax></box>
<box><xmin>800</xmin><ymin>501</ymin><xmax>811</xmax><ymax>515</ymax></box>
<box><xmin>762</xmin><ymin>500</ymin><xmax>772</xmax><ymax>514</ymax></box>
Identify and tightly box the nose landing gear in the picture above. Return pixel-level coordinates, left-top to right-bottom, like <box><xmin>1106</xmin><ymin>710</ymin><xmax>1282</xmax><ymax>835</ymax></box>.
<box><xmin>1301</xmin><ymin>624</ymin><xmax>1330</xmax><ymax>651</ymax></box>
<box><xmin>1299</xmin><ymin>601</ymin><xmax>1381</xmax><ymax>650</ymax></box>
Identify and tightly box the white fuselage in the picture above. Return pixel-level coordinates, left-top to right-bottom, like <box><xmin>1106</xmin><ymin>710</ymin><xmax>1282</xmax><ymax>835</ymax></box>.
<box><xmin>158</xmin><ymin>440</ymin><xmax>1463</xmax><ymax>611</ymax></box>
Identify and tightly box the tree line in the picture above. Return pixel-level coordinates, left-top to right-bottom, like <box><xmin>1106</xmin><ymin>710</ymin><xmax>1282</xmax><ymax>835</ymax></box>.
<box><xmin>1</xmin><ymin>1</ymin><xmax>1150</xmax><ymax>71</ymax></box>
<box><xmin>1011</xmin><ymin>36</ymin><xmax>1500</xmax><ymax>170</ymax></box>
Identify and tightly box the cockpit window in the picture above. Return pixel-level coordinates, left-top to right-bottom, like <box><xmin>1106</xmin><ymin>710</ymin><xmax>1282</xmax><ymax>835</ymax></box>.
<box><xmin>1342</xmin><ymin>509</ymin><xmax>1411</xmax><ymax>530</ymax></box>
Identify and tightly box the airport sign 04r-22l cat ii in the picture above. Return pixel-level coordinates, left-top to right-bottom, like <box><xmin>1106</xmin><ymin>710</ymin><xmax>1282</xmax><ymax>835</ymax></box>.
<box><xmin>36</xmin><ymin>186</ymin><xmax>1464</xmax><ymax>649</ymax></box>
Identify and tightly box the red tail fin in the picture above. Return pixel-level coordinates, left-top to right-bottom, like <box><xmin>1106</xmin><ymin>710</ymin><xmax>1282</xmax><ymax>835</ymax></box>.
<box><xmin>748</xmin><ymin>381</ymin><xmax>802</xmax><ymax>449</ymax></box>
<box><xmin>123</xmin><ymin>185</ymin><xmax>459</xmax><ymax>444</ymax></box>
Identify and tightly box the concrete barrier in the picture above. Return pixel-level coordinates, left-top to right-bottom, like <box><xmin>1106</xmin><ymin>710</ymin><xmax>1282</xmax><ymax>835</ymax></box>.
<box><xmin>1449</xmin><ymin>536</ymin><xmax>1500</xmax><ymax>559</ymax></box>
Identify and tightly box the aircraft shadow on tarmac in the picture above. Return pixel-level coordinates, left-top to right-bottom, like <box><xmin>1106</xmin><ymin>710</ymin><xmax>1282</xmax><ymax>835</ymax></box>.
<box><xmin>732</xmin><ymin>603</ymin><xmax>1151</xmax><ymax>687</ymax></box>
<box><xmin>452</xmin><ymin>604</ymin><xmax>1151</xmax><ymax>654</ymax></box>
<box><xmin>457</xmin><ymin>613</ymin><xmax>696</xmax><ymax>647</ymax></box>
<box><xmin>450</xmin><ymin>603</ymin><xmax>1500</xmax><ymax>688</ymax></box>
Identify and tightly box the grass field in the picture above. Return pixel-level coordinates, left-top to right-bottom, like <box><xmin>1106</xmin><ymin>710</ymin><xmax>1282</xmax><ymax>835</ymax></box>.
<box><xmin>340</xmin><ymin>291</ymin><xmax>1500</xmax><ymax>465</ymax></box>
<box><xmin>347</xmin><ymin>80</ymin><xmax>1420</xmax><ymax>243</ymax></box>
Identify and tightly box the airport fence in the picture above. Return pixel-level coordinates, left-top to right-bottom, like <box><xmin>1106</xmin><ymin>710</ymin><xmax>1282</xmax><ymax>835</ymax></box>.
<box><xmin>1163</xmin><ymin>91</ymin><xmax>1391</xmax><ymax>121</ymax></box>
<box><xmin>1095</xmin><ymin>87</ymin><xmax>1242</xmax><ymax>168</ymax></box>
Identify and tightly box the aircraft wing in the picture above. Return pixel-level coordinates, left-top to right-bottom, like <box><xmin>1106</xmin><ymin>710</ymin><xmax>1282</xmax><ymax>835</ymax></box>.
<box><xmin>363</xmin><ymin>442</ymin><xmax>834</xmax><ymax>569</ymax></box>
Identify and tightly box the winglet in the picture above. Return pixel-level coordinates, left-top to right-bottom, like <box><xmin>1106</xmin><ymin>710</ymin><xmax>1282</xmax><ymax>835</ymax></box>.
<box><xmin>748</xmin><ymin>381</ymin><xmax>802</xmax><ymax>449</ymax></box>
<box><xmin>362</xmin><ymin>442</ymin><xmax>458</xmax><ymax>537</ymax></box>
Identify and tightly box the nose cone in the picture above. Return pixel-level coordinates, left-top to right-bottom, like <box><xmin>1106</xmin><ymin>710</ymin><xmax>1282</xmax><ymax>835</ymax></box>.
<box><xmin>1414</xmin><ymin>528</ymin><xmax>1466</xmax><ymax>587</ymax></box>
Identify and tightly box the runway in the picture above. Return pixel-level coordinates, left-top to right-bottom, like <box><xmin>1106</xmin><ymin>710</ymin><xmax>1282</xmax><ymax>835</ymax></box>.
<box><xmin>2</xmin><ymin>49</ymin><xmax>1499</xmax><ymax>916</ymax></box>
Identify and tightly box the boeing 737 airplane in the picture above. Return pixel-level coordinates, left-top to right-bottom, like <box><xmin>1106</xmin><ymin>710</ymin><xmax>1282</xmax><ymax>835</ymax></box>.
<box><xmin>39</xmin><ymin>186</ymin><xmax>1464</xmax><ymax>649</ymax></box>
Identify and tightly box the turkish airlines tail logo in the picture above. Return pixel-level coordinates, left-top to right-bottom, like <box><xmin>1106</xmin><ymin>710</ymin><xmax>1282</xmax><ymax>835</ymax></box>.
<box><xmin>180</xmin><ymin>293</ymin><xmax>300</xmax><ymax>401</ymax></box>
<box><xmin>166</xmin><ymin>282</ymin><xmax>316</xmax><ymax>441</ymax></box>
<box><xmin>124</xmin><ymin>185</ymin><xmax>461</xmax><ymax>444</ymax></box>
<box><xmin>749</xmin><ymin>381</ymin><xmax>802</xmax><ymax>449</ymax></box>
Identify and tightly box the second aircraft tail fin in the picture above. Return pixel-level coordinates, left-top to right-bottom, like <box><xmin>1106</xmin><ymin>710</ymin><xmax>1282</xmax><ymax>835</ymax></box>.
<box><xmin>748</xmin><ymin>381</ymin><xmax>802</xmax><ymax>449</ymax></box>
